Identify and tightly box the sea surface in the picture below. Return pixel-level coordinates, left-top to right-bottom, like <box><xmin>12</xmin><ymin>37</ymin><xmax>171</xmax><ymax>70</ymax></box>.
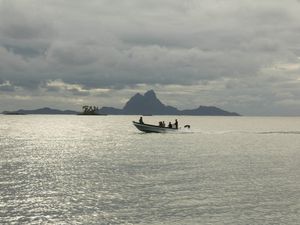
<box><xmin>0</xmin><ymin>115</ymin><xmax>300</xmax><ymax>225</ymax></box>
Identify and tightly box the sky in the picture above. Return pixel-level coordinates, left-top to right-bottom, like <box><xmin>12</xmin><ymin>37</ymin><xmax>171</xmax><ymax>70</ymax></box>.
<box><xmin>1</xmin><ymin>0</ymin><xmax>300</xmax><ymax>116</ymax></box>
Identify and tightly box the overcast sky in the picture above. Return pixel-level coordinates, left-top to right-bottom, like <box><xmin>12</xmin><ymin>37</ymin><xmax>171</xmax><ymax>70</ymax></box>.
<box><xmin>1</xmin><ymin>0</ymin><xmax>300</xmax><ymax>115</ymax></box>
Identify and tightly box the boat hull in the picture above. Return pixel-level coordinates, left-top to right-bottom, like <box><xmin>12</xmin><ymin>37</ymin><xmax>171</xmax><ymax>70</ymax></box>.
<box><xmin>133</xmin><ymin>121</ymin><xmax>177</xmax><ymax>133</ymax></box>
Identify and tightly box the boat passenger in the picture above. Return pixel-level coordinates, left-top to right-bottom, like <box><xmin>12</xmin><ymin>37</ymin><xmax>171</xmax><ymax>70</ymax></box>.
<box><xmin>175</xmin><ymin>119</ymin><xmax>178</xmax><ymax>129</ymax></box>
<box><xmin>168</xmin><ymin>122</ymin><xmax>172</xmax><ymax>128</ymax></box>
<box><xmin>139</xmin><ymin>117</ymin><xmax>144</xmax><ymax>124</ymax></box>
<box><xmin>162</xmin><ymin>121</ymin><xmax>165</xmax><ymax>127</ymax></box>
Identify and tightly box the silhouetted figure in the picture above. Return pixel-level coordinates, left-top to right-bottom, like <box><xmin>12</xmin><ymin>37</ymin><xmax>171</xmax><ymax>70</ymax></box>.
<box><xmin>139</xmin><ymin>117</ymin><xmax>144</xmax><ymax>124</ymax></box>
<box><xmin>175</xmin><ymin>119</ymin><xmax>178</xmax><ymax>129</ymax></box>
<box><xmin>168</xmin><ymin>122</ymin><xmax>172</xmax><ymax>128</ymax></box>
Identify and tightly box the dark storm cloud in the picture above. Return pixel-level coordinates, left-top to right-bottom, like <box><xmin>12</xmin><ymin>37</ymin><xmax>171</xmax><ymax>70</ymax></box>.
<box><xmin>0</xmin><ymin>0</ymin><xmax>54</xmax><ymax>59</ymax></box>
<box><xmin>1</xmin><ymin>0</ymin><xmax>300</xmax><ymax>115</ymax></box>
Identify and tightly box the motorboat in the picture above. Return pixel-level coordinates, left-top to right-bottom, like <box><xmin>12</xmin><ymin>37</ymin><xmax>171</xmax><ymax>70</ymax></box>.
<box><xmin>133</xmin><ymin>121</ymin><xmax>178</xmax><ymax>133</ymax></box>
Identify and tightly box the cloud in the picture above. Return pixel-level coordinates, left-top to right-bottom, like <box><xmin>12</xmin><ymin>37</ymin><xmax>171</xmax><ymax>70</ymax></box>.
<box><xmin>0</xmin><ymin>80</ymin><xmax>15</xmax><ymax>92</ymax></box>
<box><xmin>0</xmin><ymin>0</ymin><xmax>55</xmax><ymax>58</ymax></box>
<box><xmin>1</xmin><ymin>0</ymin><xmax>300</xmax><ymax>115</ymax></box>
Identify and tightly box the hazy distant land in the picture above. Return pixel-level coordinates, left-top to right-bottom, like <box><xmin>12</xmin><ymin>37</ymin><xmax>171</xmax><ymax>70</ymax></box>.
<box><xmin>2</xmin><ymin>107</ymin><xmax>78</xmax><ymax>115</ymax></box>
<box><xmin>2</xmin><ymin>90</ymin><xmax>240</xmax><ymax>116</ymax></box>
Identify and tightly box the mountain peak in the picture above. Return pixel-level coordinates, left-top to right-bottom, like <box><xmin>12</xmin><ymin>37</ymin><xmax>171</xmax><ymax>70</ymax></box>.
<box><xmin>122</xmin><ymin>90</ymin><xmax>178</xmax><ymax>114</ymax></box>
<box><xmin>144</xmin><ymin>90</ymin><xmax>156</xmax><ymax>98</ymax></box>
<box><xmin>131</xmin><ymin>92</ymin><xmax>143</xmax><ymax>100</ymax></box>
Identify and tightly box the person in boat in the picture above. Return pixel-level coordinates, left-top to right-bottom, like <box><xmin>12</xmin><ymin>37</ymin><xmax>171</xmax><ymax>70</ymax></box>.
<box><xmin>159</xmin><ymin>121</ymin><xmax>165</xmax><ymax>127</ymax></box>
<box><xmin>174</xmin><ymin>119</ymin><xmax>178</xmax><ymax>129</ymax></box>
<box><xmin>168</xmin><ymin>122</ymin><xmax>172</xmax><ymax>128</ymax></box>
<box><xmin>139</xmin><ymin>117</ymin><xmax>144</xmax><ymax>124</ymax></box>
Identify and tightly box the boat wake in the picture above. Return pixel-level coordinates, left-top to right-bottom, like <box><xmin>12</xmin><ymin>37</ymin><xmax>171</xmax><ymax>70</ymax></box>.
<box><xmin>257</xmin><ymin>131</ymin><xmax>300</xmax><ymax>135</ymax></box>
<box><xmin>184</xmin><ymin>129</ymin><xmax>300</xmax><ymax>135</ymax></box>
<box><xmin>177</xmin><ymin>127</ymin><xmax>194</xmax><ymax>133</ymax></box>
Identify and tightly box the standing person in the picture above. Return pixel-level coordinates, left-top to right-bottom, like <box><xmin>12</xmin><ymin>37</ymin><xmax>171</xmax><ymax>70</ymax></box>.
<box><xmin>175</xmin><ymin>119</ymin><xmax>178</xmax><ymax>129</ymax></box>
<box><xmin>139</xmin><ymin>117</ymin><xmax>144</xmax><ymax>124</ymax></box>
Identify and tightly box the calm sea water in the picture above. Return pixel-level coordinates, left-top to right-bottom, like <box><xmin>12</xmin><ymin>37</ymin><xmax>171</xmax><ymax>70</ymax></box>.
<box><xmin>0</xmin><ymin>115</ymin><xmax>300</xmax><ymax>225</ymax></box>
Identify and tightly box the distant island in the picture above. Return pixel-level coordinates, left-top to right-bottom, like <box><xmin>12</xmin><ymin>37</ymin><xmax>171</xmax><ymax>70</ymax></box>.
<box><xmin>78</xmin><ymin>106</ymin><xmax>107</xmax><ymax>115</ymax></box>
<box><xmin>2</xmin><ymin>90</ymin><xmax>240</xmax><ymax>116</ymax></box>
<box><xmin>98</xmin><ymin>90</ymin><xmax>240</xmax><ymax>116</ymax></box>
<box><xmin>2</xmin><ymin>107</ymin><xmax>78</xmax><ymax>115</ymax></box>
<box><xmin>2</xmin><ymin>106</ymin><xmax>105</xmax><ymax>115</ymax></box>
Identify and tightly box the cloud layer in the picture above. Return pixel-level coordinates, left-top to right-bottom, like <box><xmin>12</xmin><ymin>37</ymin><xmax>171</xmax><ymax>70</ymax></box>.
<box><xmin>1</xmin><ymin>0</ymin><xmax>300</xmax><ymax>115</ymax></box>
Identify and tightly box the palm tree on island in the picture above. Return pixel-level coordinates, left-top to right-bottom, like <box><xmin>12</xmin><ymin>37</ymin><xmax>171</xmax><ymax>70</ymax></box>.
<box><xmin>79</xmin><ymin>105</ymin><xmax>105</xmax><ymax>115</ymax></box>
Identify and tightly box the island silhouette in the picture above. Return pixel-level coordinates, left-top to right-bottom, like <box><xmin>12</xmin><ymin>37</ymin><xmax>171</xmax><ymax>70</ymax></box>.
<box><xmin>98</xmin><ymin>90</ymin><xmax>240</xmax><ymax>116</ymax></box>
<box><xmin>2</xmin><ymin>90</ymin><xmax>240</xmax><ymax>116</ymax></box>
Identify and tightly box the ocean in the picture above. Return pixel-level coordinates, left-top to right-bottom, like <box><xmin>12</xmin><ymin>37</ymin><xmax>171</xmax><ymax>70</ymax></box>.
<box><xmin>0</xmin><ymin>115</ymin><xmax>300</xmax><ymax>224</ymax></box>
